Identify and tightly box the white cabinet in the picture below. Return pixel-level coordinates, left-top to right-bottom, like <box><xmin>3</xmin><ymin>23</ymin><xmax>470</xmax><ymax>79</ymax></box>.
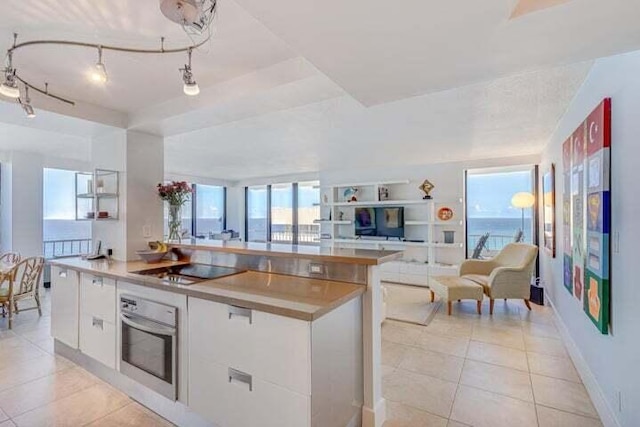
<box><xmin>189</xmin><ymin>297</ymin><xmax>312</xmax><ymax>427</ymax></box>
<box><xmin>190</xmin><ymin>357</ymin><xmax>310</xmax><ymax>427</ymax></box>
<box><xmin>80</xmin><ymin>274</ymin><xmax>116</xmax><ymax>322</ymax></box>
<box><xmin>51</xmin><ymin>266</ymin><xmax>80</xmax><ymax>348</ymax></box>
<box><xmin>189</xmin><ymin>298</ymin><xmax>311</xmax><ymax>396</ymax></box>
<box><xmin>79</xmin><ymin>273</ymin><xmax>117</xmax><ymax>368</ymax></box>
<box><xmin>79</xmin><ymin>313</ymin><xmax>117</xmax><ymax>368</ymax></box>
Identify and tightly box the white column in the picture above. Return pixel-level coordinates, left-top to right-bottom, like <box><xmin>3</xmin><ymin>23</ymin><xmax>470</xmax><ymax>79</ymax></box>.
<box><xmin>362</xmin><ymin>264</ymin><xmax>386</xmax><ymax>427</ymax></box>
<box><xmin>90</xmin><ymin>130</ymin><xmax>164</xmax><ymax>260</ymax></box>
<box><xmin>0</xmin><ymin>152</ymin><xmax>44</xmax><ymax>257</ymax></box>
<box><xmin>124</xmin><ymin>130</ymin><xmax>164</xmax><ymax>259</ymax></box>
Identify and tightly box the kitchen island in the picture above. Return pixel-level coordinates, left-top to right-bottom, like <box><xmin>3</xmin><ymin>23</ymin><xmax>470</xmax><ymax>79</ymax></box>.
<box><xmin>49</xmin><ymin>242</ymin><xmax>400</xmax><ymax>427</ymax></box>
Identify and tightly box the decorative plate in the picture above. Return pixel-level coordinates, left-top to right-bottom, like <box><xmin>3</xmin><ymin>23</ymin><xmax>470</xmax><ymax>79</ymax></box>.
<box><xmin>437</xmin><ymin>207</ymin><xmax>453</xmax><ymax>221</ymax></box>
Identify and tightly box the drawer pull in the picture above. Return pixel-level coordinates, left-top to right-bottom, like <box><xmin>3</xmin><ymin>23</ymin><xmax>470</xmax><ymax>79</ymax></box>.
<box><xmin>92</xmin><ymin>276</ymin><xmax>103</xmax><ymax>286</ymax></box>
<box><xmin>92</xmin><ymin>317</ymin><xmax>104</xmax><ymax>330</ymax></box>
<box><xmin>228</xmin><ymin>305</ymin><xmax>252</xmax><ymax>324</ymax></box>
<box><xmin>228</xmin><ymin>368</ymin><xmax>252</xmax><ymax>391</ymax></box>
<box><xmin>58</xmin><ymin>269</ymin><xmax>67</xmax><ymax>278</ymax></box>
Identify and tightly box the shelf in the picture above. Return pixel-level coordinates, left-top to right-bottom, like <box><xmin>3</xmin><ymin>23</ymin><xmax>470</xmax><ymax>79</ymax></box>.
<box><xmin>321</xmin><ymin>180</ymin><xmax>410</xmax><ymax>189</ymax></box>
<box><xmin>331</xmin><ymin>199</ymin><xmax>431</xmax><ymax>207</ymax></box>
<box><xmin>403</xmin><ymin>220</ymin><xmax>464</xmax><ymax>226</ymax></box>
<box><xmin>432</xmin><ymin>243</ymin><xmax>464</xmax><ymax>249</ymax></box>
<box><xmin>332</xmin><ymin>238</ymin><xmax>430</xmax><ymax>247</ymax></box>
<box><xmin>95</xmin><ymin>192</ymin><xmax>118</xmax><ymax>198</ymax></box>
<box><xmin>313</xmin><ymin>220</ymin><xmax>352</xmax><ymax>225</ymax></box>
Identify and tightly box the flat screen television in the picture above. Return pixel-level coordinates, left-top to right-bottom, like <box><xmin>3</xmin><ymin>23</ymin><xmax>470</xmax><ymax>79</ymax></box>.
<box><xmin>354</xmin><ymin>207</ymin><xmax>405</xmax><ymax>238</ymax></box>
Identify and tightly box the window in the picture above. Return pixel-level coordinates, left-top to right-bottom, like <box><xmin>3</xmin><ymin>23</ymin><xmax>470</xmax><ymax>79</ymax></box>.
<box><xmin>43</xmin><ymin>168</ymin><xmax>92</xmax><ymax>258</ymax></box>
<box><xmin>162</xmin><ymin>183</ymin><xmax>227</xmax><ymax>239</ymax></box>
<box><xmin>297</xmin><ymin>181</ymin><xmax>320</xmax><ymax>244</ymax></box>
<box><xmin>245</xmin><ymin>181</ymin><xmax>320</xmax><ymax>245</ymax></box>
<box><xmin>465</xmin><ymin>166</ymin><xmax>536</xmax><ymax>258</ymax></box>
<box><xmin>271</xmin><ymin>183</ymin><xmax>293</xmax><ymax>243</ymax></box>
<box><xmin>194</xmin><ymin>184</ymin><xmax>225</xmax><ymax>238</ymax></box>
<box><xmin>246</xmin><ymin>186</ymin><xmax>268</xmax><ymax>242</ymax></box>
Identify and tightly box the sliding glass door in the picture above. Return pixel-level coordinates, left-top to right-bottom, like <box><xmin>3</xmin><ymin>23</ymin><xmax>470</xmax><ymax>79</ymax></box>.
<box><xmin>465</xmin><ymin>166</ymin><xmax>537</xmax><ymax>258</ymax></box>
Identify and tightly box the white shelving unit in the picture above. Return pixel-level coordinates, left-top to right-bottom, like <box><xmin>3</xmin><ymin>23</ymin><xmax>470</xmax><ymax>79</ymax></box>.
<box><xmin>75</xmin><ymin>169</ymin><xmax>120</xmax><ymax>221</ymax></box>
<box><xmin>319</xmin><ymin>180</ymin><xmax>465</xmax><ymax>287</ymax></box>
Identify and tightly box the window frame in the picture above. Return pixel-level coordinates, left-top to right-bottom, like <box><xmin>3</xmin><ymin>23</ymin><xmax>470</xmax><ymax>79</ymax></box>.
<box><xmin>245</xmin><ymin>181</ymin><xmax>320</xmax><ymax>245</ymax></box>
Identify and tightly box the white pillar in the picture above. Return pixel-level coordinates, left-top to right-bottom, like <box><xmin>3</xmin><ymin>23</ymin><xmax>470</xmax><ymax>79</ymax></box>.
<box><xmin>362</xmin><ymin>264</ymin><xmax>386</xmax><ymax>427</ymax></box>
<box><xmin>0</xmin><ymin>152</ymin><xmax>44</xmax><ymax>257</ymax></box>
<box><xmin>90</xmin><ymin>130</ymin><xmax>164</xmax><ymax>260</ymax></box>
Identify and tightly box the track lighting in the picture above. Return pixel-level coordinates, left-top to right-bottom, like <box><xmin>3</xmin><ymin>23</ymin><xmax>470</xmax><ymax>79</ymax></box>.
<box><xmin>89</xmin><ymin>46</ymin><xmax>108</xmax><ymax>84</ymax></box>
<box><xmin>19</xmin><ymin>86</ymin><xmax>35</xmax><ymax>118</ymax></box>
<box><xmin>181</xmin><ymin>48</ymin><xmax>200</xmax><ymax>96</ymax></box>
<box><xmin>0</xmin><ymin>52</ymin><xmax>20</xmax><ymax>98</ymax></box>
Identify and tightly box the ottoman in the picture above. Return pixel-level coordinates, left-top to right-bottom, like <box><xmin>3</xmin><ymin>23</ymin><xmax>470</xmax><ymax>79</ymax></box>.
<box><xmin>430</xmin><ymin>276</ymin><xmax>484</xmax><ymax>315</ymax></box>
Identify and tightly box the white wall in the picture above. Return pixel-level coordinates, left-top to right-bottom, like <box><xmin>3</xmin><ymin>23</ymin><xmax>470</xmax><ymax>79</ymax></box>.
<box><xmin>0</xmin><ymin>149</ymin><xmax>92</xmax><ymax>257</ymax></box>
<box><xmin>539</xmin><ymin>51</ymin><xmax>640</xmax><ymax>427</ymax></box>
<box><xmin>125</xmin><ymin>130</ymin><xmax>164</xmax><ymax>259</ymax></box>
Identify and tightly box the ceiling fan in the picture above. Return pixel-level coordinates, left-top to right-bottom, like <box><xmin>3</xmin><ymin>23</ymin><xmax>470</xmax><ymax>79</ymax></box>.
<box><xmin>159</xmin><ymin>0</ymin><xmax>218</xmax><ymax>36</ymax></box>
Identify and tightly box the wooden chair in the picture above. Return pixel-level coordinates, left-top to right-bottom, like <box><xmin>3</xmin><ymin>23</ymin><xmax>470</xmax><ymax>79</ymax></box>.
<box><xmin>0</xmin><ymin>252</ymin><xmax>21</xmax><ymax>317</ymax></box>
<box><xmin>0</xmin><ymin>257</ymin><xmax>45</xmax><ymax>329</ymax></box>
<box><xmin>0</xmin><ymin>252</ymin><xmax>21</xmax><ymax>265</ymax></box>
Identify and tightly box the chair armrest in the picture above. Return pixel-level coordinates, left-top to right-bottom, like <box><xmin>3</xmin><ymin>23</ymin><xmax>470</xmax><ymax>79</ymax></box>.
<box><xmin>487</xmin><ymin>267</ymin><xmax>532</xmax><ymax>299</ymax></box>
<box><xmin>459</xmin><ymin>259</ymin><xmax>496</xmax><ymax>276</ymax></box>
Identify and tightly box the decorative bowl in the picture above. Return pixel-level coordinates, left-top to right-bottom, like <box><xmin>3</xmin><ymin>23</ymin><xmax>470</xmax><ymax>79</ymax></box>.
<box><xmin>136</xmin><ymin>250</ymin><xmax>168</xmax><ymax>264</ymax></box>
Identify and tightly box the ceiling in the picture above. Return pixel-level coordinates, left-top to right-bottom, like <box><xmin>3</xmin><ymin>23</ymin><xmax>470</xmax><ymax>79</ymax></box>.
<box><xmin>0</xmin><ymin>0</ymin><xmax>638</xmax><ymax>179</ymax></box>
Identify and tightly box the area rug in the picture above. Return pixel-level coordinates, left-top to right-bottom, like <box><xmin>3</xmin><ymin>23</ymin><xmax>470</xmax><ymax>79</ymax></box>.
<box><xmin>383</xmin><ymin>282</ymin><xmax>440</xmax><ymax>326</ymax></box>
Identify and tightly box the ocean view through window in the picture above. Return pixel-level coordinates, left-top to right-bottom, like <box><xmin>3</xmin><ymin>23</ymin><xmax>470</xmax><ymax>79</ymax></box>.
<box><xmin>466</xmin><ymin>167</ymin><xmax>535</xmax><ymax>258</ymax></box>
<box><xmin>246</xmin><ymin>181</ymin><xmax>320</xmax><ymax>244</ymax></box>
<box><xmin>43</xmin><ymin>168</ymin><xmax>92</xmax><ymax>258</ymax></box>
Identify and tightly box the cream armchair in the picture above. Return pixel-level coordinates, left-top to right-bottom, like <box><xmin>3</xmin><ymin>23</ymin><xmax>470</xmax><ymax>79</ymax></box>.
<box><xmin>459</xmin><ymin>243</ymin><xmax>538</xmax><ymax>314</ymax></box>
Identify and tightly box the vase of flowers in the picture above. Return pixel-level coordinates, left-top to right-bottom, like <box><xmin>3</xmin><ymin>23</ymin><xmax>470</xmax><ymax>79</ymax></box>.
<box><xmin>157</xmin><ymin>181</ymin><xmax>192</xmax><ymax>242</ymax></box>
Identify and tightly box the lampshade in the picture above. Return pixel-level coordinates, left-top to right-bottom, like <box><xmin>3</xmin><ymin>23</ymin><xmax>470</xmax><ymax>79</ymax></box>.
<box><xmin>90</xmin><ymin>62</ymin><xmax>108</xmax><ymax>84</ymax></box>
<box><xmin>0</xmin><ymin>81</ymin><xmax>20</xmax><ymax>98</ymax></box>
<box><xmin>183</xmin><ymin>82</ymin><xmax>200</xmax><ymax>96</ymax></box>
<box><xmin>511</xmin><ymin>192</ymin><xmax>535</xmax><ymax>209</ymax></box>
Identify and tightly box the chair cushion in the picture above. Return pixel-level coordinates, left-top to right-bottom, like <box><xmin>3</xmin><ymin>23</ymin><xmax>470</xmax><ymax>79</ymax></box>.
<box><xmin>463</xmin><ymin>274</ymin><xmax>489</xmax><ymax>286</ymax></box>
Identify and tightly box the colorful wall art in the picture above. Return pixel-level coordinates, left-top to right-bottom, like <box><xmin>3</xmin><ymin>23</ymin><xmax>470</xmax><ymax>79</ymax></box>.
<box><xmin>561</xmin><ymin>99</ymin><xmax>611</xmax><ymax>334</ymax></box>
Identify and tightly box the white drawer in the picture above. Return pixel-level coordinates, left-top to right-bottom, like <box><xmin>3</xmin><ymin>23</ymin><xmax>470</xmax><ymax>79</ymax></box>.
<box><xmin>80</xmin><ymin>273</ymin><xmax>116</xmax><ymax>322</ymax></box>
<box><xmin>51</xmin><ymin>267</ymin><xmax>79</xmax><ymax>349</ymax></box>
<box><xmin>79</xmin><ymin>313</ymin><xmax>116</xmax><ymax>369</ymax></box>
<box><xmin>188</xmin><ymin>297</ymin><xmax>311</xmax><ymax>396</ymax></box>
<box><xmin>189</xmin><ymin>356</ymin><xmax>310</xmax><ymax>427</ymax></box>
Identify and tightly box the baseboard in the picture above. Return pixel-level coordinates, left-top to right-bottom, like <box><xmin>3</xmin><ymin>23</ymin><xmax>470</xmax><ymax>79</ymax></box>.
<box><xmin>362</xmin><ymin>397</ymin><xmax>386</xmax><ymax>427</ymax></box>
<box><xmin>546</xmin><ymin>297</ymin><xmax>621</xmax><ymax>427</ymax></box>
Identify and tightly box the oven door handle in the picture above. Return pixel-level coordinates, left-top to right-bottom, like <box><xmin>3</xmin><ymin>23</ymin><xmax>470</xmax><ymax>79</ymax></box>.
<box><xmin>120</xmin><ymin>314</ymin><xmax>176</xmax><ymax>336</ymax></box>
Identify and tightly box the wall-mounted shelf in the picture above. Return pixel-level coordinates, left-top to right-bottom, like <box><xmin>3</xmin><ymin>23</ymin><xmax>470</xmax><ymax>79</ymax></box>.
<box><xmin>75</xmin><ymin>169</ymin><xmax>120</xmax><ymax>221</ymax></box>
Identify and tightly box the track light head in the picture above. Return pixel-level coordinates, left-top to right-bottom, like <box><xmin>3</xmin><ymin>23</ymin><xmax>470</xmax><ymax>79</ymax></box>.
<box><xmin>0</xmin><ymin>53</ymin><xmax>20</xmax><ymax>98</ymax></box>
<box><xmin>22</xmin><ymin>102</ymin><xmax>35</xmax><ymax>118</ymax></box>
<box><xmin>180</xmin><ymin>48</ymin><xmax>199</xmax><ymax>96</ymax></box>
<box><xmin>19</xmin><ymin>86</ymin><xmax>35</xmax><ymax>118</ymax></box>
<box><xmin>89</xmin><ymin>47</ymin><xmax>108</xmax><ymax>84</ymax></box>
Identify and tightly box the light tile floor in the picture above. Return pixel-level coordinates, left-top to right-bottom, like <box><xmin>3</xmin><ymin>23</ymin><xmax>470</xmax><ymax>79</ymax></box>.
<box><xmin>382</xmin><ymin>298</ymin><xmax>604</xmax><ymax>427</ymax></box>
<box><xmin>0</xmin><ymin>287</ymin><xmax>172</xmax><ymax>427</ymax></box>
<box><xmin>0</xmin><ymin>288</ymin><xmax>604</xmax><ymax>427</ymax></box>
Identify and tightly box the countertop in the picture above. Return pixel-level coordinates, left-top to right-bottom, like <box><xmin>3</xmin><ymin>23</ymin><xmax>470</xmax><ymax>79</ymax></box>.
<box><xmin>48</xmin><ymin>258</ymin><xmax>365</xmax><ymax>321</ymax></box>
<box><xmin>169</xmin><ymin>240</ymin><xmax>402</xmax><ymax>265</ymax></box>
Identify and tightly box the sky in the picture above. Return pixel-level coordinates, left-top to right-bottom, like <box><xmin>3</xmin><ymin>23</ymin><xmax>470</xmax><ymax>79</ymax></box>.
<box><xmin>43</xmin><ymin>168</ymin><xmax>78</xmax><ymax>219</ymax></box>
<box><xmin>467</xmin><ymin>170</ymin><xmax>534</xmax><ymax>218</ymax></box>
